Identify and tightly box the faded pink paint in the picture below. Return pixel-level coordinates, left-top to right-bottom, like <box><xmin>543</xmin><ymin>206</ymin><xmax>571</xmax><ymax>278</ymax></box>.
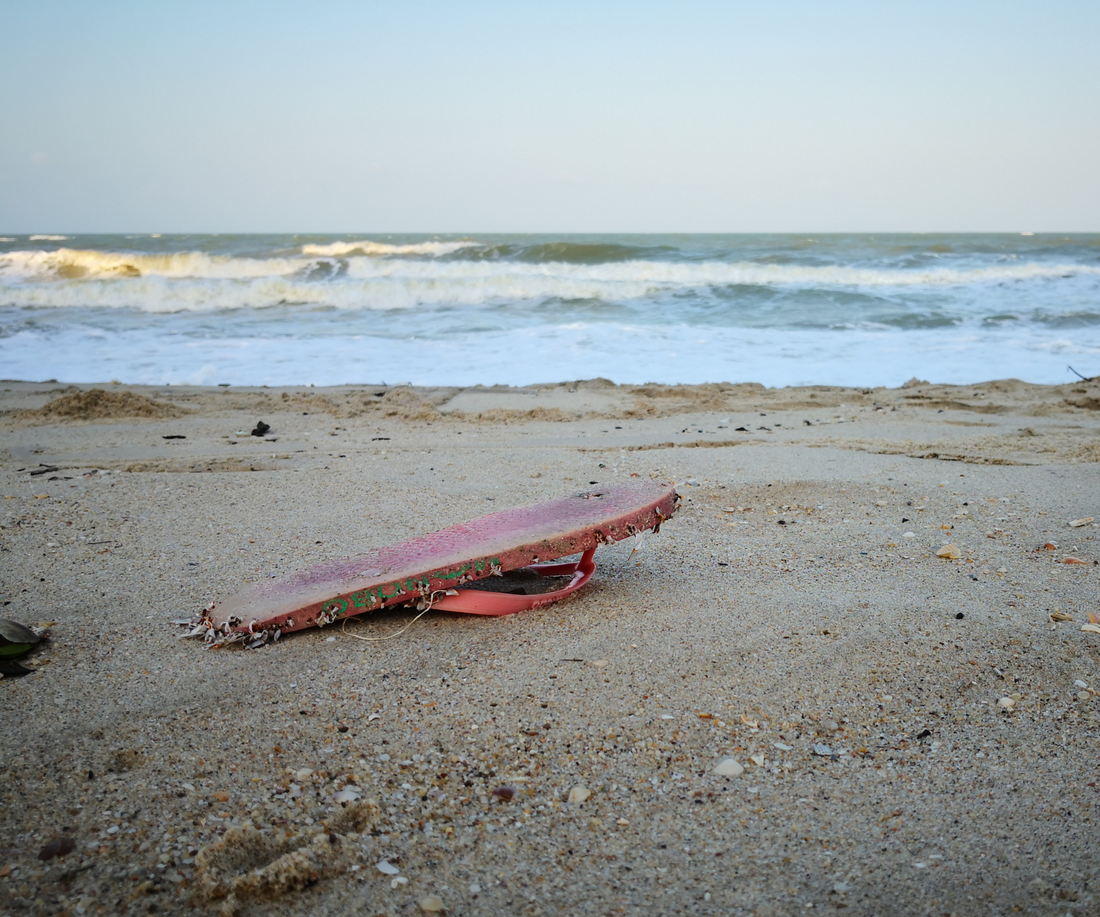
<box><xmin>207</xmin><ymin>481</ymin><xmax>678</xmax><ymax>637</ymax></box>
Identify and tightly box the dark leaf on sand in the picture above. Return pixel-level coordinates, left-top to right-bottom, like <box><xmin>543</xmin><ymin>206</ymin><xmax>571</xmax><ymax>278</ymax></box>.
<box><xmin>0</xmin><ymin>642</ymin><xmax>34</xmax><ymax>659</ymax></box>
<box><xmin>0</xmin><ymin>660</ymin><xmax>33</xmax><ymax>677</ymax></box>
<box><xmin>0</xmin><ymin>620</ymin><xmax>40</xmax><ymax>659</ymax></box>
<box><xmin>162</xmin><ymin>434</ymin><xmax>186</xmax><ymax>440</ymax></box>
<box><xmin>251</xmin><ymin>421</ymin><xmax>271</xmax><ymax>436</ymax></box>
<box><xmin>38</xmin><ymin>836</ymin><xmax>76</xmax><ymax>861</ymax></box>
<box><xmin>0</xmin><ymin>619</ymin><xmax>41</xmax><ymax>645</ymax></box>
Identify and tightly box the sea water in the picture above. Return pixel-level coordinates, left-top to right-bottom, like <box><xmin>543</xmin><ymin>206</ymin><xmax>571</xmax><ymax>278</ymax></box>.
<box><xmin>1</xmin><ymin>233</ymin><xmax>1097</xmax><ymax>388</ymax></box>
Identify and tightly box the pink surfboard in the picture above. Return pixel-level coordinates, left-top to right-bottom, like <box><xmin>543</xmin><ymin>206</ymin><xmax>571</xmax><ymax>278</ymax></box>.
<box><xmin>192</xmin><ymin>481</ymin><xmax>679</xmax><ymax>648</ymax></box>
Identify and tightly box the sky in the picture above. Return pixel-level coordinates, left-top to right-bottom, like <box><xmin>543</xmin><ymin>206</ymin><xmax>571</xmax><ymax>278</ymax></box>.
<box><xmin>1</xmin><ymin>0</ymin><xmax>1098</xmax><ymax>233</ymax></box>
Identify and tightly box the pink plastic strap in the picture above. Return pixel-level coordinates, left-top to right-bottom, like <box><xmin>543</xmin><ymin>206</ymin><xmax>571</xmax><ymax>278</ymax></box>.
<box><xmin>429</xmin><ymin>549</ymin><xmax>597</xmax><ymax>616</ymax></box>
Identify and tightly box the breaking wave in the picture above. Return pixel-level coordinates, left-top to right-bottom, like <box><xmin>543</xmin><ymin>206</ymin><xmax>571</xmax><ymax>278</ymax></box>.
<box><xmin>0</xmin><ymin>248</ymin><xmax>305</xmax><ymax>283</ymax></box>
<box><xmin>300</xmin><ymin>239</ymin><xmax>477</xmax><ymax>257</ymax></box>
<box><xmin>1</xmin><ymin>244</ymin><xmax>1098</xmax><ymax>313</ymax></box>
<box><xmin>2</xmin><ymin>233</ymin><xmax>1098</xmax><ymax>387</ymax></box>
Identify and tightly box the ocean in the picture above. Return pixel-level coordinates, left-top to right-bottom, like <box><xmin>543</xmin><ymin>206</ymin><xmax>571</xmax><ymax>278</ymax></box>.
<box><xmin>1</xmin><ymin>233</ymin><xmax>1097</xmax><ymax>388</ymax></box>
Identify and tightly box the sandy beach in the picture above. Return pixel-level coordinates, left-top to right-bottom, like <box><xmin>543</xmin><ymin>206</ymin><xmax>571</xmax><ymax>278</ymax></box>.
<box><xmin>1</xmin><ymin>376</ymin><xmax>1099</xmax><ymax>916</ymax></box>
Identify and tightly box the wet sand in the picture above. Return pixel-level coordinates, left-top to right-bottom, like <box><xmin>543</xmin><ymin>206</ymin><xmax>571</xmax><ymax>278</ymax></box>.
<box><xmin>1</xmin><ymin>377</ymin><xmax>1099</xmax><ymax>916</ymax></box>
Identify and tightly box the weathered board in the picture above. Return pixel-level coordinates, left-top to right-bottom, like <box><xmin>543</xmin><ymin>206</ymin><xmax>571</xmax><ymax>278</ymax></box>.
<box><xmin>196</xmin><ymin>481</ymin><xmax>679</xmax><ymax>646</ymax></box>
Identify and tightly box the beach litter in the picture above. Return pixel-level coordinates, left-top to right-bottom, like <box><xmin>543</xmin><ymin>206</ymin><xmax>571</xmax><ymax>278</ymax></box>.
<box><xmin>190</xmin><ymin>481</ymin><xmax>678</xmax><ymax>648</ymax></box>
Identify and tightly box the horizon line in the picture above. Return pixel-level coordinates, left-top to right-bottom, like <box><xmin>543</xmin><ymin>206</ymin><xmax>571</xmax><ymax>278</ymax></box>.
<box><xmin>3</xmin><ymin>229</ymin><xmax>1097</xmax><ymax>237</ymax></box>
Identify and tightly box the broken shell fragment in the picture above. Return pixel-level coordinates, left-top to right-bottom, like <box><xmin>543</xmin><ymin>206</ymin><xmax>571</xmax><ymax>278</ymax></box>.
<box><xmin>1082</xmin><ymin>624</ymin><xmax>1100</xmax><ymax>636</ymax></box>
<box><xmin>1068</xmin><ymin>518</ymin><xmax>1094</xmax><ymax>527</ymax></box>
<box><xmin>567</xmin><ymin>785</ymin><xmax>591</xmax><ymax>804</ymax></box>
<box><xmin>713</xmin><ymin>758</ymin><xmax>744</xmax><ymax>777</ymax></box>
<box><xmin>935</xmin><ymin>544</ymin><xmax>961</xmax><ymax>560</ymax></box>
<box><xmin>1050</xmin><ymin>611</ymin><xmax>1074</xmax><ymax>622</ymax></box>
<box><xmin>419</xmin><ymin>895</ymin><xmax>445</xmax><ymax>912</ymax></box>
<box><xmin>997</xmin><ymin>697</ymin><xmax>1016</xmax><ymax>711</ymax></box>
<box><xmin>38</xmin><ymin>836</ymin><xmax>76</xmax><ymax>861</ymax></box>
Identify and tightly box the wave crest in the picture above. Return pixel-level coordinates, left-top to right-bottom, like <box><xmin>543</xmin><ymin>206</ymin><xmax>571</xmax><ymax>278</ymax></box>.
<box><xmin>300</xmin><ymin>239</ymin><xmax>477</xmax><ymax>257</ymax></box>
<box><xmin>0</xmin><ymin>248</ymin><xmax>305</xmax><ymax>281</ymax></box>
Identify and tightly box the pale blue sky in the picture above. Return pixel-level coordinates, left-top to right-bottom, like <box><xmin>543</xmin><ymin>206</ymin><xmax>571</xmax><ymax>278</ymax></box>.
<box><xmin>2</xmin><ymin>0</ymin><xmax>1097</xmax><ymax>232</ymax></box>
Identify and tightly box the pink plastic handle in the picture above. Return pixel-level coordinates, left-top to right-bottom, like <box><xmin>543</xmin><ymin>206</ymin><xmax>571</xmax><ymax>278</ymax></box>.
<box><xmin>429</xmin><ymin>549</ymin><xmax>596</xmax><ymax>616</ymax></box>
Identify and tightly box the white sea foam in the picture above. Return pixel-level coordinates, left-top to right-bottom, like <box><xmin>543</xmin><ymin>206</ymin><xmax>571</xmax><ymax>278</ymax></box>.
<box><xmin>28</xmin><ymin>234</ymin><xmax>69</xmax><ymax>241</ymax></box>
<box><xmin>2</xmin><ymin>320</ymin><xmax>1094</xmax><ymax>389</ymax></box>
<box><xmin>340</xmin><ymin>257</ymin><xmax>1100</xmax><ymax>289</ymax></box>
<box><xmin>0</xmin><ymin>238</ymin><xmax>16</xmax><ymax>243</ymax></box>
<box><xmin>0</xmin><ymin>273</ymin><xmax>643</xmax><ymax>312</ymax></box>
<box><xmin>300</xmin><ymin>239</ymin><xmax>477</xmax><ymax>257</ymax></box>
